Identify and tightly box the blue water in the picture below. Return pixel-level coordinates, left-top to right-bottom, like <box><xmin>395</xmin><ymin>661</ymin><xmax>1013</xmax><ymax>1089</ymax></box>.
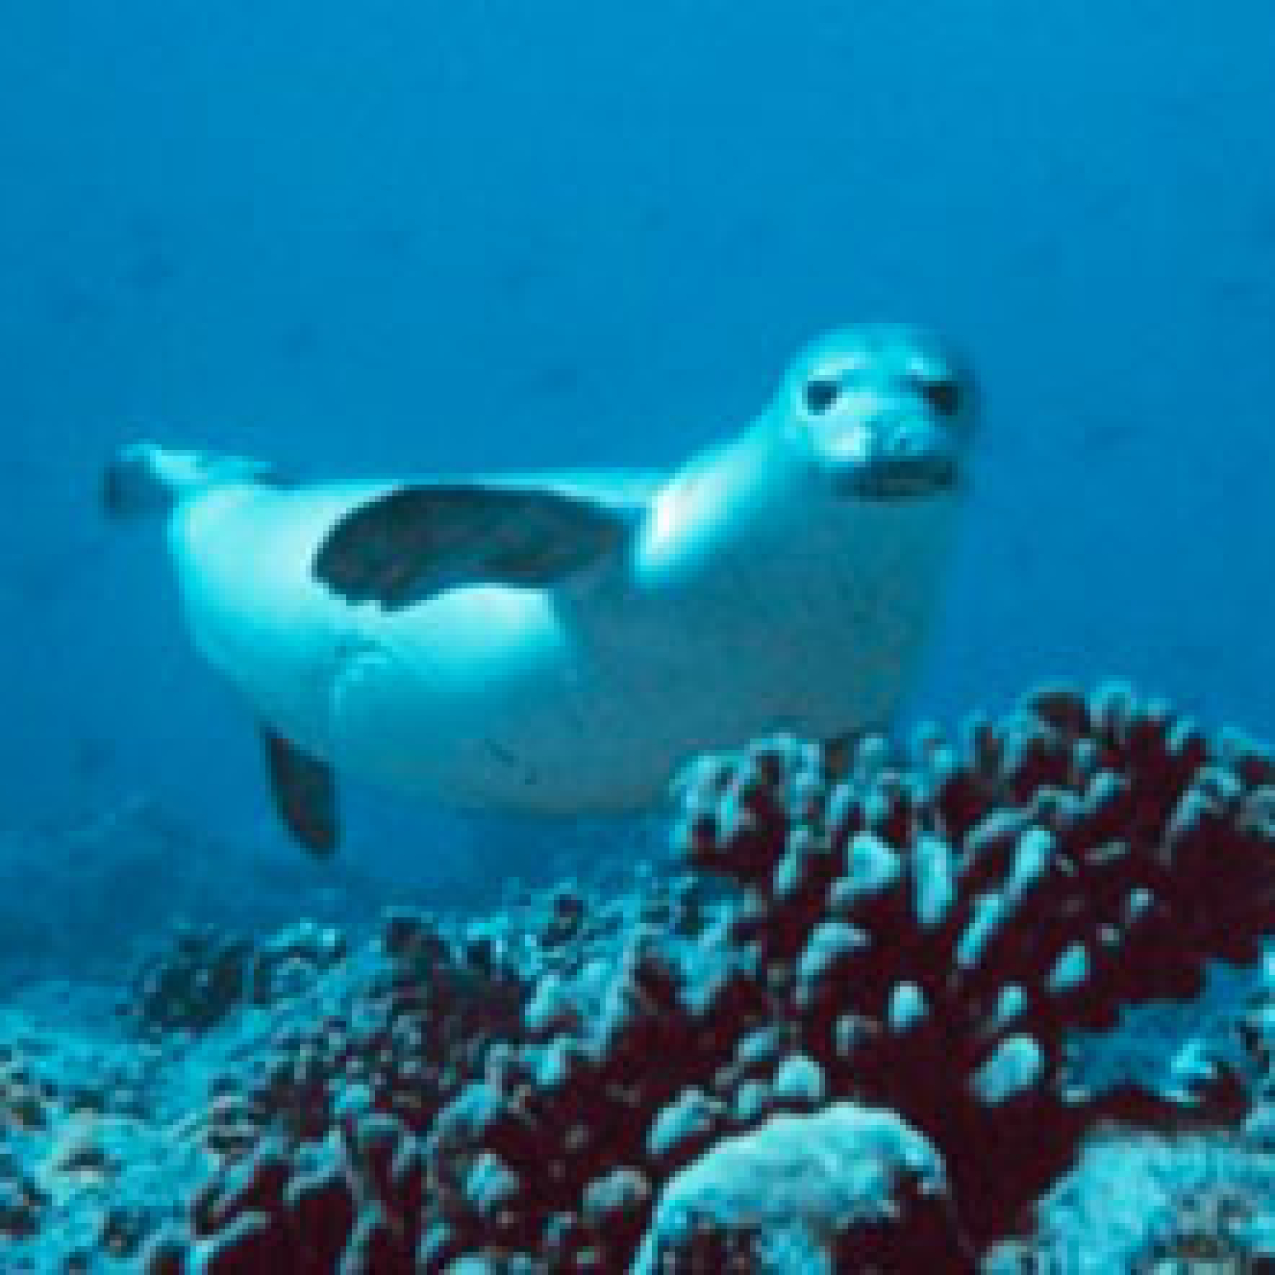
<box><xmin>2</xmin><ymin>0</ymin><xmax>1273</xmax><ymax>900</ymax></box>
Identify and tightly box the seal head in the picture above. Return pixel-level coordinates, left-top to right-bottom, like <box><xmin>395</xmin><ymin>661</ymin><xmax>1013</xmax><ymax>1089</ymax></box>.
<box><xmin>777</xmin><ymin>323</ymin><xmax>975</xmax><ymax>503</ymax></box>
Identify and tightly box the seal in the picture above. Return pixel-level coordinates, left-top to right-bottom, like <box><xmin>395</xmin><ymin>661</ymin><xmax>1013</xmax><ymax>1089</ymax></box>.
<box><xmin>104</xmin><ymin>323</ymin><xmax>976</xmax><ymax>853</ymax></box>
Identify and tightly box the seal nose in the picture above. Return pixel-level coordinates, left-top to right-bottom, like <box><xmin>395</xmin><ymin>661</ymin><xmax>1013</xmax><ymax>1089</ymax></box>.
<box><xmin>883</xmin><ymin>416</ymin><xmax>957</xmax><ymax>480</ymax></box>
<box><xmin>883</xmin><ymin>417</ymin><xmax>945</xmax><ymax>464</ymax></box>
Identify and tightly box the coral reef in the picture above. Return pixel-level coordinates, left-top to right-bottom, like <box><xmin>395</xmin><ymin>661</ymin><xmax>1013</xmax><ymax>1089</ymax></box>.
<box><xmin>126</xmin><ymin>680</ymin><xmax>1274</xmax><ymax>1271</ymax></box>
<box><xmin>661</xmin><ymin>679</ymin><xmax>1273</xmax><ymax>1245</ymax></box>
<box><xmin>1</xmin><ymin>680</ymin><xmax>1271</xmax><ymax>1271</ymax></box>
<box><xmin>122</xmin><ymin>919</ymin><xmax>349</xmax><ymax>1041</ymax></box>
<box><xmin>0</xmin><ymin>999</ymin><xmax>207</xmax><ymax>1271</ymax></box>
<box><xmin>632</xmin><ymin>1103</ymin><xmax>956</xmax><ymax>1273</ymax></box>
<box><xmin>986</xmin><ymin>1128</ymin><xmax>1275</xmax><ymax>1271</ymax></box>
<box><xmin>123</xmin><ymin>924</ymin><xmax>255</xmax><ymax>1040</ymax></box>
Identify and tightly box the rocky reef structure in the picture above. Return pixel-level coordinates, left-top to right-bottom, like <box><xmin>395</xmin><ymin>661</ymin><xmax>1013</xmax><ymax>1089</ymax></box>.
<box><xmin>123</xmin><ymin>919</ymin><xmax>349</xmax><ymax>1042</ymax></box>
<box><xmin>985</xmin><ymin>1127</ymin><xmax>1275</xmax><ymax>1272</ymax></box>
<box><xmin>2</xmin><ymin>680</ymin><xmax>1272</xmax><ymax>1271</ymax></box>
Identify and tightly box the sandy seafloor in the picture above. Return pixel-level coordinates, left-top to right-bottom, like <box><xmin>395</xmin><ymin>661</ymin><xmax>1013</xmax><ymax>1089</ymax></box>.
<box><xmin>1</xmin><ymin>681</ymin><xmax>1273</xmax><ymax>1272</ymax></box>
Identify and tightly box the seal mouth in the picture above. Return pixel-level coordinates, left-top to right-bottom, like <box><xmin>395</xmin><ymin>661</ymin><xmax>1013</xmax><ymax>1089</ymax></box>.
<box><xmin>839</xmin><ymin>454</ymin><xmax>959</xmax><ymax>502</ymax></box>
<box><xmin>822</xmin><ymin>411</ymin><xmax>961</xmax><ymax>503</ymax></box>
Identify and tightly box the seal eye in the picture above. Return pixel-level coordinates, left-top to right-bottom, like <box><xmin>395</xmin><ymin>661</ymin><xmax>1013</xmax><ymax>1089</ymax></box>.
<box><xmin>915</xmin><ymin>374</ymin><xmax>961</xmax><ymax>419</ymax></box>
<box><xmin>804</xmin><ymin>379</ymin><xmax>840</xmax><ymax>415</ymax></box>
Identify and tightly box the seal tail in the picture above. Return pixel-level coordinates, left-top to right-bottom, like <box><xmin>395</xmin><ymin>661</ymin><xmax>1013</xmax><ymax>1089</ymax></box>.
<box><xmin>103</xmin><ymin>442</ymin><xmax>280</xmax><ymax>522</ymax></box>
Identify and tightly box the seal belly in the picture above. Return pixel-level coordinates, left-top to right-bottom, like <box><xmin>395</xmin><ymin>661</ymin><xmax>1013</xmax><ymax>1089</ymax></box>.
<box><xmin>329</xmin><ymin>585</ymin><xmax>666</xmax><ymax>810</ymax></box>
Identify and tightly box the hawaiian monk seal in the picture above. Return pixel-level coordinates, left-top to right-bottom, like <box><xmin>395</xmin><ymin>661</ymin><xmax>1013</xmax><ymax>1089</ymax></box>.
<box><xmin>104</xmin><ymin>323</ymin><xmax>976</xmax><ymax>853</ymax></box>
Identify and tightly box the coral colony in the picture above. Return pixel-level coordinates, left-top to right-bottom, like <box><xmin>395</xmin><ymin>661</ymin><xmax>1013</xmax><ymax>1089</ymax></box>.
<box><xmin>2</xmin><ymin>681</ymin><xmax>1273</xmax><ymax>1270</ymax></box>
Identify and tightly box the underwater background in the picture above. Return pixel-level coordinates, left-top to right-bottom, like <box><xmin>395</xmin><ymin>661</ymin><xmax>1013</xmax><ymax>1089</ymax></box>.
<box><xmin>2</xmin><ymin>1</ymin><xmax>1274</xmax><ymax>1270</ymax></box>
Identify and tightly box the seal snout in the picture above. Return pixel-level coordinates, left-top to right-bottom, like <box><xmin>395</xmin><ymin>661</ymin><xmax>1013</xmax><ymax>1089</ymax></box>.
<box><xmin>862</xmin><ymin>418</ymin><xmax>959</xmax><ymax>498</ymax></box>
<box><xmin>829</xmin><ymin>412</ymin><xmax>960</xmax><ymax>502</ymax></box>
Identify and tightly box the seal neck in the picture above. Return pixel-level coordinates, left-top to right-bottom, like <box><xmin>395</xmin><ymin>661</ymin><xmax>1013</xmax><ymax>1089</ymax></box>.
<box><xmin>633</xmin><ymin>421</ymin><xmax>817</xmax><ymax>598</ymax></box>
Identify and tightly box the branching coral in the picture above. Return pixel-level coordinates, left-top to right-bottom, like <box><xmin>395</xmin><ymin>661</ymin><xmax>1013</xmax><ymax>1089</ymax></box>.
<box><xmin>668</xmin><ymin>680</ymin><xmax>1271</xmax><ymax>1242</ymax></box>
<box><xmin>138</xmin><ymin>681</ymin><xmax>1273</xmax><ymax>1271</ymax></box>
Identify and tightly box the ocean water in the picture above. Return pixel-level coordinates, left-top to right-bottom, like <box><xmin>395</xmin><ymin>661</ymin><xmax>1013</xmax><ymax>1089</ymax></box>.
<box><xmin>2</xmin><ymin>2</ymin><xmax>1273</xmax><ymax>1269</ymax></box>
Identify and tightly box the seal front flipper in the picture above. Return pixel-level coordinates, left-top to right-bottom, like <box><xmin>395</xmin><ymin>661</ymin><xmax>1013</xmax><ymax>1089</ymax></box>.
<box><xmin>312</xmin><ymin>483</ymin><xmax>632</xmax><ymax>609</ymax></box>
<box><xmin>262</xmin><ymin>727</ymin><xmax>339</xmax><ymax>856</ymax></box>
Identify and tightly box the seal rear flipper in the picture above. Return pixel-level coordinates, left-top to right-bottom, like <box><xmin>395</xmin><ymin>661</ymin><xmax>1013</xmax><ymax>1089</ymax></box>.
<box><xmin>313</xmin><ymin>483</ymin><xmax>632</xmax><ymax>609</ymax></box>
<box><xmin>103</xmin><ymin>442</ymin><xmax>285</xmax><ymax>521</ymax></box>
<box><xmin>262</xmin><ymin>728</ymin><xmax>339</xmax><ymax>856</ymax></box>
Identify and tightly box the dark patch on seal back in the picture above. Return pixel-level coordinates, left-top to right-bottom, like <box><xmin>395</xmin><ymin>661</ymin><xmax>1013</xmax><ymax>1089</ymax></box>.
<box><xmin>313</xmin><ymin>483</ymin><xmax>630</xmax><ymax>610</ymax></box>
